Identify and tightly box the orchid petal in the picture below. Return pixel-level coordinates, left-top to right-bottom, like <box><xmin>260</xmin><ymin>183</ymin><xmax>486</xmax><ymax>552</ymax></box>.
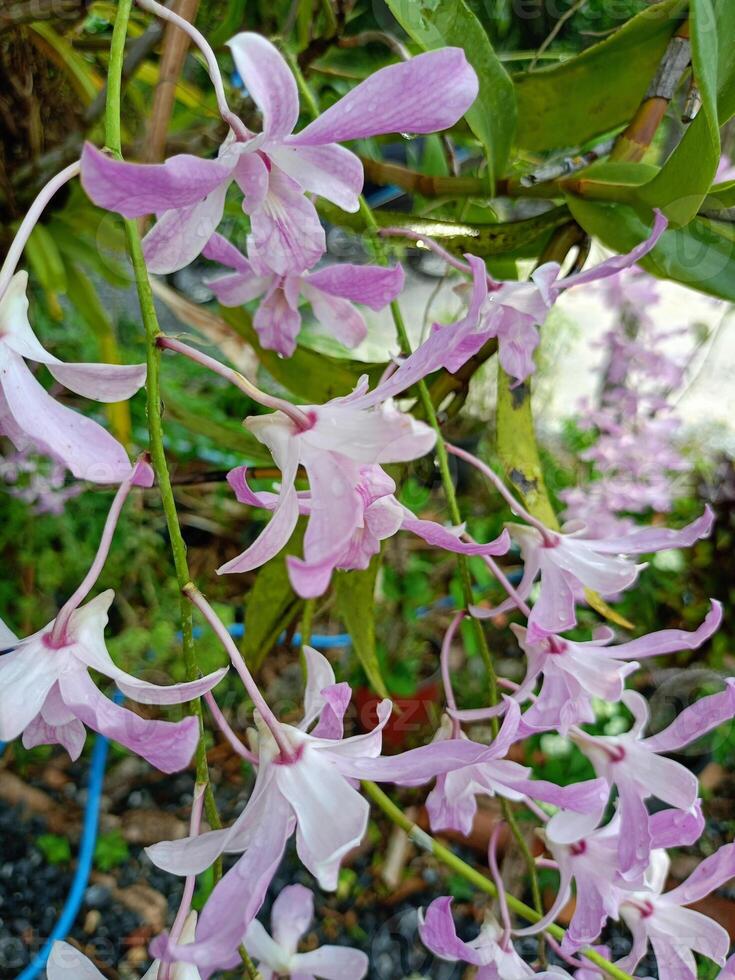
<box><xmin>227</xmin><ymin>34</ymin><xmax>299</xmax><ymax>141</ymax></box>
<box><xmin>0</xmin><ymin>636</ymin><xmax>60</xmax><ymax>741</ymax></box>
<box><xmin>249</xmin><ymin>167</ymin><xmax>326</xmax><ymax>275</ymax></box>
<box><xmin>80</xmin><ymin>142</ymin><xmax>234</xmax><ymax>216</ymax></box>
<box><xmin>59</xmin><ymin>669</ymin><xmax>199</xmax><ymax>773</ymax></box>
<box><xmin>300</xmin><ymin>646</ymin><xmax>337</xmax><ymax>731</ymax></box>
<box><xmin>591</xmin><ymin>506</ymin><xmax>714</xmax><ymax>555</ymax></box>
<box><xmin>143</xmin><ymin>182</ymin><xmax>228</xmax><ymax>275</ymax></box>
<box><xmin>47</xmin><ymin>362</ymin><xmax>147</xmax><ymax>403</ymax></box>
<box><xmin>302</xmin><ymin>288</ymin><xmax>367</xmax><ymax>349</ymax></box>
<box><xmin>219</xmin><ymin>421</ymin><xmax>300</xmax><ymax>574</ymax></box>
<box><xmin>276</xmin><ymin>748</ymin><xmax>369</xmax><ymax>890</ymax></box>
<box><xmin>1</xmin><ymin>352</ymin><xmax>133</xmax><ymax>483</ymax></box>
<box><xmin>47</xmin><ymin>942</ymin><xmax>106</xmax><ymax>979</ymax></box>
<box><xmin>641</xmin><ymin>678</ymin><xmax>735</xmax><ymax>754</ymax></box>
<box><xmin>270</xmin><ymin>143</ymin><xmax>364</xmax><ymax>212</ymax></box>
<box><xmin>649</xmin><ymin>804</ymin><xmax>704</xmax><ymax>849</ymax></box>
<box><xmin>307</xmin><ymin>263</ymin><xmax>405</xmax><ymax>309</ymax></box>
<box><xmin>270</xmin><ymin>883</ymin><xmax>314</xmax><ymax>954</ymax></box>
<box><xmin>291</xmin><ymin>946</ymin><xmax>369</xmax><ymax>979</ymax></box>
<box><xmin>253</xmin><ymin>284</ymin><xmax>303</xmax><ymax>356</ymax></box>
<box><xmin>291</xmin><ymin>49</ymin><xmax>478</xmax><ymax>145</ymax></box>
<box><xmin>663</xmin><ymin>842</ymin><xmax>735</xmax><ymax>907</ymax></box>
<box><xmin>560</xmin><ymin>210</ymin><xmax>668</xmax><ymax>291</ymax></box>
<box><xmin>243</xmin><ymin>920</ymin><xmax>289</xmax><ymax>973</ymax></box>
<box><xmin>607</xmin><ymin>601</ymin><xmax>722</xmax><ymax>660</ymax></box>
<box><xmin>418</xmin><ymin>897</ymin><xmax>490</xmax><ymax>966</ymax></box>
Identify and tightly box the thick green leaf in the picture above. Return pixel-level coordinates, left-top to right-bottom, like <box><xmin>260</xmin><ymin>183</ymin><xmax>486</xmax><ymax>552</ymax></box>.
<box><xmin>640</xmin><ymin>0</ymin><xmax>735</xmax><ymax>224</ymax></box>
<box><xmin>382</xmin><ymin>0</ymin><xmax>516</xmax><ymax>186</ymax></box>
<box><xmin>703</xmin><ymin>180</ymin><xmax>735</xmax><ymax>211</ymax></box>
<box><xmin>219</xmin><ymin>306</ymin><xmax>384</xmax><ymax>402</ymax></box>
<box><xmin>513</xmin><ymin>0</ymin><xmax>686</xmax><ymax>153</ymax></box>
<box><xmin>334</xmin><ymin>557</ymin><xmax>389</xmax><ymax>698</ymax></box>
<box><xmin>242</xmin><ymin>523</ymin><xmax>306</xmax><ymax>670</ymax></box>
<box><xmin>567</xmin><ymin>197</ymin><xmax>735</xmax><ymax>302</ymax></box>
<box><xmin>318</xmin><ymin>200</ymin><xmax>572</xmax><ymax>259</ymax></box>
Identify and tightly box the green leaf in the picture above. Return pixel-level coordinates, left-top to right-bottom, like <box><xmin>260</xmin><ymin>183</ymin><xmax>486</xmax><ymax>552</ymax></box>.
<box><xmin>513</xmin><ymin>0</ymin><xmax>686</xmax><ymax>153</ymax></box>
<box><xmin>639</xmin><ymin>0</ymin><xmax>735</xmax><ymax>224</ymax></box>
<box><xmin>334</xmin><ymin>557</ymin><xmax>389</xmax><ymax>698</ymax></box>
<box><xmin>242</xmin><ymin>523</ymin><xmax>305</xmax><ymax>670</ymax></box>
<box><xmin>37</xmin><ymin>833</ymin><xmax>72</xmax><ymax>865</ymax></box>
<box><xmin>382</xmin><ymin>0</ymin><xmax>516</xmax><ymax>186</ymax></box>
<box><xmin>567</xmin><ymin>196</ymin><xmax>735</xmax><ymax>302</ymax></box>
<box><xmin>219</xmin><ymin>306</ymin><xmax>384</xmax><ymax>402</ymax></box>
<box><xmin>496</xmin><ymin>367</ymin><xmax>558</xmax><ymax>528</ymax></box>
<box><xmin>703</xmin><ymin>179</ymin><xmax>735</xmax><ymax>211</ymax></box>
<box><xmin>94</xmin><ymin>829</ymin><xmax>130</xmax><ymax>871</ymax></box>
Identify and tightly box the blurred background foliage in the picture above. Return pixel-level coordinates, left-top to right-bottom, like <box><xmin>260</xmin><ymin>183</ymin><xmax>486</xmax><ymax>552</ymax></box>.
<box><xmin>1</xmin><ymin>0</ymin><xmax>734</xmax><ymax>809</ymax></box>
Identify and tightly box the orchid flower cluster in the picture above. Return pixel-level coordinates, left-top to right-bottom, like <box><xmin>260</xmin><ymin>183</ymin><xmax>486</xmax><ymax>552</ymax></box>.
<box><xmin>0</xmin><ymin>8</ymin><xmax>732</xmax><ymax>980</ymax></box>
<box><xmin>560</xmin><ymin>268</ymin><xmax>691</xmax><ymax>538</ymax></box>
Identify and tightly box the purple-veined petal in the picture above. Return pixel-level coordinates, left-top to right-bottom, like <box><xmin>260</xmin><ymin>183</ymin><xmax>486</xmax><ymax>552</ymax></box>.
<box><xmin>270</xmin><ymin>143</ymin><xmax>364</xmax><ymax>212</ymax></box>
<box><xmin>291</xmin><ymin>945</ymin><xmax>369</xmax><ymax>979</ymax></box>
<box><xmin>202</xmin><ymin>232</ymin><xmax>252</xmax><ymax>271</ymax></box>
<box><xmin>1</xmin><ymin>352</ymin><xmax>133</xmax><ymax>483</ymax></box>
<box><xmin>654</xmin><ymin>906</ymin><xmax>729</xmax><ymax>965</ymax></box>
<box><xmin>300</xmin><ymin>646</ymin><xmax>336</xmax><ymax>731</ymax></box>
<box><xmin>47</xmin><ymin>362</ymin><xmax>147</xmax><ymax>403</ymax></box>
<box><xmin>530</xmin><ymin>561</ymin><xmax>577</xmax><ymax>633</ymax></box>
<box><xmin>567</xmin><ymin>874</ymin><xmax>608</xmax><ymax>948</ymax></box>
<box><xmin>602</xmin><ymin>601</ymin><xmax>722</xmax><ymax>661</ymax></box>
<box><xmin>592</xmin><ymin>506</ymin><xmax>714</xmax><ymax>555</ymax></box>
<box><xmin>80</xmin><ymin>142</ymin><xmax>234</xmax><ymax>217</ymax></box>
<box><xmin>143</xmin><ymin>182</ymin><xmax>229</xmax><ymax>275</ymax></box>
<box><xmin>545</xmin><ymin>807</ymin><xmax>603</xmax><ymax>846</ymax></box>
<box><xmin>227</xmin><ymin>34</ymin><xmax>299</xmax><ymax>141</ymax></box>
<box><xmin>310</xmin><ymin>683</ymin><xmax>351</xmax><ymax>740</ymax></box>
<box><xmin>418</xmin><ymin>896</ymin><xmax>490</xmax><ymax>966</ymax></box>
<box><xmin>218</xmin><ymin>420</ymin><xmax>300</xmax><ymax>574</ymax></box>
<box><xmin>253</xmin><ymin>284</ymin><xmax>303</xmax><ymax>356</ymax></box>
<box><xmin>615</xmin><ymin>775</ymin><xmax>653</xmax><ymax>879</ymax></box>
<box><xmin>269</xmin><ymin>883</ymin><xmax>313</xmax><ymax>954</ymax></box>
<box><xmin>206</xmin><ymin>269</ymin><xmax>271</xmax><ymax>307</ymax></box>
<box><xmin>300</xmin><ymin>449</ymin><xmax>363</xmax><ymax>568</ymax></box>
<box><xmin>68</xmin><ymin>591</ymin><xmax>226</xmax><ymax>704</ymax></box>
<box><xmin>559</xmin><ymin>210</ymin><xmax>668</xmax><ymax>292</ymax></box>
<box><xmin>626</xmin><ymin>743</ymin><xmax>699</xmax><ymax>809</ymax></box>
<box><xmin>155</xmin><ymin>799</ymin><xmax>293</xmax><ymax>979</ymax></box>
<box><xmin>649</xmin><ymin>803</ymin><xmax>704</xmax><ymax>849</ymax></box>
<box><xmin>426</xmin><ymin>769</ymin><xmax>481</xmax><ymax>836</ymax></box>
<box><xmin>404</xmin><ymin>517</ymin><xmax>511</xmax><ymax>557</ymax></box>
<box><xmin>649</xmin><ymin>933</ymin><xmax>697</xmax><ymax>980</ymax></box>
<box><xmin>341</xmin><ymin>737</ymin><xmax>493</xmax><ymax>784</ymax></box>
<box><xmin>226</xmin><ymin>466</ymin><xmax>281</xmax><ymax>510</ymax></box>
<box><xmin>0</xmin><ymin>271</ymin><xmax>63</xmax><ymax>363</ymax></box>
<box><xmin>275</xmin><ymin>748</ymin><xmax>369</xmax><ymax>890</ymax></box>
<box><xmin>58</xmin><ymin>669</ymin><xmax>199</xmax><ymax>773</ymax></box>
<box><xmin>0</xmin><ymin>635</ymin><xmax>61</xmax><ymax>741</ymax></box>
<box><xmin>234</xmin><ymin>151</ymin><xmax>270</xmax><ymax>213</ymax></box>
<box><xmin>641</xmin><ymin>678</ymin><xmax>735</xmax><ymax>754</ymax></box>
<box><xmin>286</xmin><ymin>552</ymin><xmax>338</xmax><ymax>599</ymax></box>
<box><xmin>662</xmin><ymin>842</ymin><xmax>735</xmax><ymax>908</ymax></box>
<box><xmin>47</xmin><ymin>941</ymin><xmax>106</xmax><ymax>979</ymax></box>
<box><xmin>306</xmin><ymin>263</ymin><xmax>405</xmax><ymax>309</ymax></box>
<box><xmin>290</xmin><ymin>49</ymin><xmax>478</xmax><ymax>145</ymax></box>
<box><xmin>552</xmin><ymin>539</ymin><xmax>639</xmax><ymax>596</ymax></box>
<box><xmin>302</xmin><ymin>287</ymin><xmax>367</xmax><ymax>349</ymax></box>
<box><xmin>22</xmin><ymin>707</ymin><xmax>86</xmax><ymax>761</ymax></box>
<box><xmin>313</xmin><ymin>698</ymin><xmax>392</xmax><ymax>762</ymax></box>
<box><xmin>249</xmin><ymin>167</ymin><xmax>326</xmax><ymax>276</ymax></box>
<box><xmin>616</xmin><ymin>909</ymin><xmax>650</xmax><ymax>976</ymax></box>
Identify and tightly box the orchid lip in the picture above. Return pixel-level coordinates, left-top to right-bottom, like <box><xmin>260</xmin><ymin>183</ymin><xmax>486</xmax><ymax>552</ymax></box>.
<box><xmin>570</xmin><ymin>840</ymin><xmax>587</xmax><ymax>857</ymax></box>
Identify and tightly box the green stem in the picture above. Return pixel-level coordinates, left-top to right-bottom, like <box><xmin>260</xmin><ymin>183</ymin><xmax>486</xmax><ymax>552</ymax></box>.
<box><xmin>363</xmin><ymin>782</ymin><xmax>634</xmax><ymax>980</ymax></box>
<box><xmin>105</xmin><ymin>0</ymin><xmax>221</xmax><ymax>854</ymax></box>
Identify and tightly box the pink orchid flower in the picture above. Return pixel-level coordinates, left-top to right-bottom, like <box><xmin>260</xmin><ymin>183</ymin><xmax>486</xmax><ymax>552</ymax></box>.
<box><xmin>549</xmin><ymin>683</ymin><xmax>735</xmax><ymax>880</ymax></box>
<box><xmin>400</xmin><ymin>701</ymin><xmax>609</xmax><ymax>839</ymax></box>
<box><xmin>47</xmin><ymin>913</ymin><xmax>201</xmax><ymax>977</ymax></box>
<box><xmin>0</xmin><ymin>590</ymin><xmax>227</xmax><ymax>772</ymax></box>
<box><xmin>618</xmin><ymin>845</ymin><xmax>735</xmax><ymax>980</ymax></box>
<box><xmin>218</xmin><ymin>374</ymin><xmax>510</xmax><ymax>597</ymax></box>
<box><xmin>148</xmin><ymin>646</ymin><xmax>511</xmax><ymax>975</ymax></box>
<box><xmin>371</xmin><ymin>212</ymin><xmax>666</xmax><ymax>391</ymax></box>
<box><xmin>203</xmin><ymin>232</ymin><xmax>404</xmax><ymax>356</ymax></box>
<box><xmin>518</xmin><ymin>806</ymin><xmax>705</xmax><ymax>951</ymax></box>
<box><xmin>245</xmin><ymin>884</ymin><xmax>368</xmax><ymax>979</ymax></box>
<box><xmin>419</xmin><ymin>896</ymin><xmax>534</xmax><ymax>979</ymax></box>
<box><xmin>226</xmin><ymin>461</ymin><xmax>510</xmax><ymax>598</ymax></box>
<box><xmin>472</xmin><ymin>507</ymin><xmax>715</xmax><ymax>634</ymax></box>
<box><xmin>506</xmin><ymin>601</ymin><xmax>722</xmax><ymax>735</ymax></box>
<box><xmin>81</xmin><ymin>36</ymin><xmax>478</xmax><ymax>275</ymax></box>
<box><xmin>0</xmin><ymin>272</ymin><xmax>146</xmax><ymax>483</ymax></box>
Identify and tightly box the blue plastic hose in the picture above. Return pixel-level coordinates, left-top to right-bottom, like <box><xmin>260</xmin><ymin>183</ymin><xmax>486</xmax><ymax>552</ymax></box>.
<box><xmin>14</xmin><ymin>694</ymin><xmax>121</xmax><ymax>980</ymax></box>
